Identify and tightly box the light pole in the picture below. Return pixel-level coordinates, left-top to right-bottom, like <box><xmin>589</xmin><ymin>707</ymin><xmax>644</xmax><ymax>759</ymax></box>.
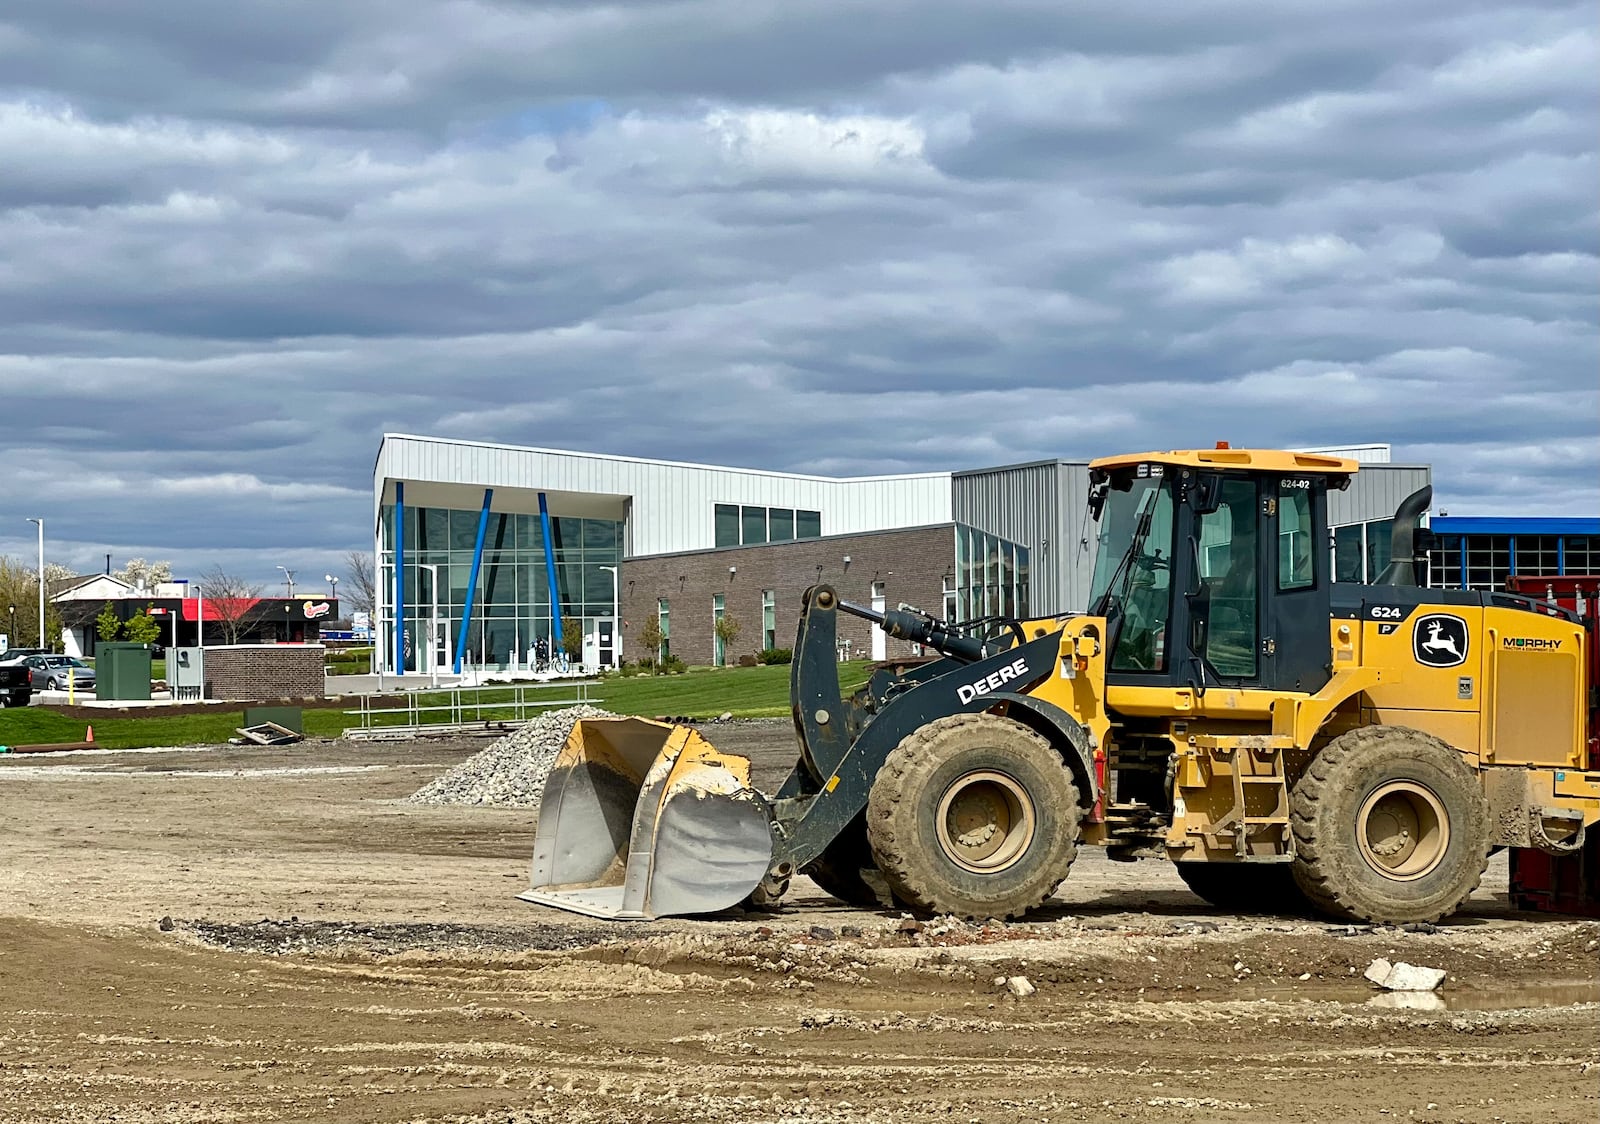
<box><xmin>598</xmin><ymin>564</ymin><xmax>619</xmax><ymax>669</ymax></box>
<box><xmin>7</xmin><ymin>603</ymin><xmax>14</xmax><ymax>649</ymax></box>
<box><xmin>277</xmin><ymin>566</ymin><xmax>296</xmax><ymax>598</ymax></box>
<box><xmin>325</xmin><ymin>573</ymin><xmax>339</xmax><ymax>601</ymax></box>
<box><xmin>418</xmin><ymin>564</ymin><xmax>440</xmax><ymax>686</ymax></box>
<box><xmin>26</xmin><ymin>517</ymin><xmax>44</xmax><ymax>649</ymax></box>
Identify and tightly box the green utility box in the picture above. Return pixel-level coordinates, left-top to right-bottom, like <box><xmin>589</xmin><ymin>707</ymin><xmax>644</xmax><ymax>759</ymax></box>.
<box><xmin>96</xmin><ymin>643</ymin><xmax>154</xmax><ymax>701</ymax></box>
<box><xmin>243</xmin><ymin>706</ymin><xmax>304</xmax><ymax>734</ymax></box>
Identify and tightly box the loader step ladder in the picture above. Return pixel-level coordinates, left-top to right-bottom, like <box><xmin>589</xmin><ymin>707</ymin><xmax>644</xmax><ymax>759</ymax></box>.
<box><xmin>1194</xmin><ymin>734</ymin><xmax>1293</xmax><ymax>859</ymax></box>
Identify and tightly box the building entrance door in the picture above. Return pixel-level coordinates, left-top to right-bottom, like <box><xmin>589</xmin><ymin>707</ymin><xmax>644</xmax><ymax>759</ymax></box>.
<box><xmin>428</xmin><ymin>618</ymin><xmax>451</xmax><ymax>677</ymax></box>
<box><xmin>582</xmin><ymin>617</ymin><xmax>618</xmax><ymax>671</ymax></box>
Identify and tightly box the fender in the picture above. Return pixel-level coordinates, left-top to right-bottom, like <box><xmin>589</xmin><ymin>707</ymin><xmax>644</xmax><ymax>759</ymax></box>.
<box><xmin>986</xmin><ymin>691</ymin><xmax>1098</xmax><ymax>810</ymax></box>
<box><xmin>769</xmin><ymin>630</ymin><xmax>1064</xmax><ymax>869</ymax></box>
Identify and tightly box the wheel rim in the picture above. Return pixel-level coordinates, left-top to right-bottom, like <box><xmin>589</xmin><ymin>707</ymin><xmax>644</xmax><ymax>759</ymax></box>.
<box><xmin>1357</xmin><ymin>781</ymin><xmax>1450</xmax><ymax>881</ymax></box>
<box><xmin>935</xmin><ymin>770</ymin><xmax>1036</xmax><ymax>874</ymax></box>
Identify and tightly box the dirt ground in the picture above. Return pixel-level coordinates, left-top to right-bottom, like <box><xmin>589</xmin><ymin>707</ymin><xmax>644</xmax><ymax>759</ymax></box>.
<box><xmin>1</xmin><ymin>720</ymin><xmax>1596</xmax><ymax>1123</ymax></box>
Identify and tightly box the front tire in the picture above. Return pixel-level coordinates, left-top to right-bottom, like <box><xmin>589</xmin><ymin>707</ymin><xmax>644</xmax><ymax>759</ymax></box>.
<box><xmin>866</xmin><ymin>713</ymin><xmax>1082</xmax><ymax>920</ymax></box>
<box><xmin>1291</xmin><ymin>726</ymin><xmax>1490</xmax><ymax>924</ymax></box>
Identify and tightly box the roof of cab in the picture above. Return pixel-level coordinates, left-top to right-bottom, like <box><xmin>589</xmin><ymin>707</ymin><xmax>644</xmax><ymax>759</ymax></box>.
<box><xmin>1088</xmin><ymin>448</ymin><xmax>1360</xmax><ymax>474</ymax></box>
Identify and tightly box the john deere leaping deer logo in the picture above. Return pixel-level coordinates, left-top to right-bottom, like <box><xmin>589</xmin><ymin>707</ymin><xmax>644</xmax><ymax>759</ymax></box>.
<box><xmin>1413</xmin><ymin>614</ymin><xmax>1469</xmax><ymax>668</ymax></box>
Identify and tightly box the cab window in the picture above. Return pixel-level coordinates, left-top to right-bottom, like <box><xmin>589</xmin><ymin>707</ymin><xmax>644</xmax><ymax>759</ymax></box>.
<box><xmin>1279</xmin><ymin>482</ymin><xmax>1315</xmax><ymax>591</ymax></box>
<box><xmin>1196</xmin><ymin>478</ymin><xmax>1258</xmax><ymax>678</ymax></box>
<box><xmin>1104</xmin><ymin>481</ymin><xmax>1176</xmax><ymax>673</ymax></box>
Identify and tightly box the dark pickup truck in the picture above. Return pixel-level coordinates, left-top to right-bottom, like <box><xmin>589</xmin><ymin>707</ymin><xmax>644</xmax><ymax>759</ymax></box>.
<box><xmin>0</xmin><ymin>661</ymin><xmax>30</xmax><ymax>707</ymax></box>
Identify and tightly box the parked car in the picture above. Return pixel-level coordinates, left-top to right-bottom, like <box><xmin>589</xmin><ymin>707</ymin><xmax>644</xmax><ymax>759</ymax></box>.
<box><xmin>23</xmin><ymin>655</ymin><xmax>95</xmax><ymax>691</ymax></box>
<box><xmin>0</xmin><ymin>647</ymin><xmax>50</xmax><ymax>665</ymax></box>
<box><xmin>0</xmin><ymin>662</ymin><xmax>28</xmax><ymax>706</ymax></box>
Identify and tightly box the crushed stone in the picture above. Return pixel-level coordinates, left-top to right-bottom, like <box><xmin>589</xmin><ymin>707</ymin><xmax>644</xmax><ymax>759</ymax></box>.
<box><xmin>408</xmin><ymin>704</ymin><xmax>615</xmax><ymax>807</ymax></box>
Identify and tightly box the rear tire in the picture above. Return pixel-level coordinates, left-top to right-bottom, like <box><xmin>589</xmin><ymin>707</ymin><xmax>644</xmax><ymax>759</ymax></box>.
<box><xmin>1175</xmin><ymin>862</ymin><xmax>1307</xmax><ymax>914</ymax></box>
<box><xmin>1291</xmin><ymin>726</ymin><xmax>1490</xmax><ymax>924</ymax></box>
<box><xmin>866</xmin><ymin>713</ymin><xmax>1081</xmax><ymax>921</ymax></box>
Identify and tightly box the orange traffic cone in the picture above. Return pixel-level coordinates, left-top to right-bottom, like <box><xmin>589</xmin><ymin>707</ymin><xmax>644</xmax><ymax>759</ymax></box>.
<box><xmin>85</xmin><ymin>725</ymin><xmax>94</xmax><ymax>744</ymax></box>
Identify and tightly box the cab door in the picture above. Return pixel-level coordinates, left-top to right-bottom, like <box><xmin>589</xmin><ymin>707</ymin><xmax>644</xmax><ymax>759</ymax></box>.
<box><xmin>1189</xmin><ymin>475</ymin><xmax>1263</xmax><ymax>685</ymax></box>
<box><xmin>1261</xmin><ymin>475</ymin><xmax>1333</xmax><ymax>693</ymax></box>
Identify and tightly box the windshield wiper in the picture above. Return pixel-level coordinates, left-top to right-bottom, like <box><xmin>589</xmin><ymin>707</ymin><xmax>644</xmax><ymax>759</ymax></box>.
<box><xmin>1091</xmin><ymin>487</ymin><xmax>1158</xmax><ymax>618</ymax></box>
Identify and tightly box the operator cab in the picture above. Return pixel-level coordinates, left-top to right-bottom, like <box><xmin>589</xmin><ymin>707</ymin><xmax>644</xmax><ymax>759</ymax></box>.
<box><xmin>1086</xmin><ymin>448</ymin><xmax>1356</xmax><ymax>695</ymax></box>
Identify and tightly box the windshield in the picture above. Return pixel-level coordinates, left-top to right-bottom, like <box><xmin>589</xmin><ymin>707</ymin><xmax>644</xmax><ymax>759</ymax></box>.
<box><xmin>1087</xmin><ymin>472</ymin><xmax>1177</xmax><ymax>672</ymax></box>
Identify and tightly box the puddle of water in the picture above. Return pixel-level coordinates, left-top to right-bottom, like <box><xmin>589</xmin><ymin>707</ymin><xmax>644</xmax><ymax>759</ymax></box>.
<box><xmin>1147</xmin><ymin>980</ymin><xmax>1599</xmax><ymax>1011</ymax></box>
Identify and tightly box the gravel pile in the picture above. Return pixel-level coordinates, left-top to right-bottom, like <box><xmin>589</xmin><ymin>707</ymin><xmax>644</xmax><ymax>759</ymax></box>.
<box><xmin>408</xmin><ymin>704</ymin><xmax>615</xmax><ymax>807</ymax></box>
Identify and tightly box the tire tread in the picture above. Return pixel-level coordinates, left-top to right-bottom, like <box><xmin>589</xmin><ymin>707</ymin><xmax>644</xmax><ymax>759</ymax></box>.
<box><xmin>866</xmin><ymin>713</ymin><xmax>1079</xmax><ymax>920</ymax></box>
<box><xmin>1291</xmin><ymin>725</ymin><xmax>1489</xmax><ymax>924</ymax></box>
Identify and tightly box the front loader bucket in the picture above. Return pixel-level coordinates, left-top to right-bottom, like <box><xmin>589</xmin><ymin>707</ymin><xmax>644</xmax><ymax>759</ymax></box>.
<box><xmin>519</xmin><ymin>717</ymin><xmax>774</xmax><ymax>919</ymax></box>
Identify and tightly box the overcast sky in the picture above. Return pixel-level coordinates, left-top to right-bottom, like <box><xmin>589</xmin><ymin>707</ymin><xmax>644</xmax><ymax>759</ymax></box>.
<box><xmin>2</xmin><ymin>1</ymin><xmax>1596</xmax><ymax>589</ymax></box>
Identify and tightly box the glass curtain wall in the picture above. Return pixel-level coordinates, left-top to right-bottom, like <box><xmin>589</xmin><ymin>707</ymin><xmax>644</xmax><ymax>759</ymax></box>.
<box><xmin>952</xmin><ymin>524</ymin><xmax>1030</xmax><ymax>622</ymax></box>
<box><xmin>380</xmin><ymin>504</ymin><xmax>622</xmax><ymax>671</ymax></box>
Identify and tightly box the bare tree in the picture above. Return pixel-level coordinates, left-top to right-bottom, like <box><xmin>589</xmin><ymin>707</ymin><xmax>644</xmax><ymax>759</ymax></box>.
<box><xmin>342</xmin><ymin>550</ymin><xmax>376</xmax><ymax>616</ymax></box>
<box><xmin>196</xmin><ymin>565</ymin><xmax>263</xmax><ymax>645</ymax></box>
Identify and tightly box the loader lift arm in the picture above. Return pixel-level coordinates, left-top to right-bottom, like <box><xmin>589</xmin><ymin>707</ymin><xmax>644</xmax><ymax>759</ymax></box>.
<box><xmin>523</xmin><ymin>583</ymin><xmax>1095</xmax><ymax>918</ymax></box>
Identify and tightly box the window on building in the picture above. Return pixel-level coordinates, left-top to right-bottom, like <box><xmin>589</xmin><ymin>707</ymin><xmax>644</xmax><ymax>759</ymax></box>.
<box><xmin>762</xmin><ymin>589</ymin><xmax>776</xmax><ymax>651</ymax></box>
<box><xmin>1464</xmin><ymin>534</ymin><xmax>1511</xmax><ymax>591</ymax></box>
<box><xmin>712</xmin><ymin>593</ymin><xmax>726</xmax><ymax>667</ymax></box>
<box><xmin>741</xmin><ymin>505</ymin><xmax>768</xmax><ymax>545</ymax></box>
<box><xmin>716</xmin><ymin>504</ymin><xmax>821</xmax><ymax>546</ymax></box>
<box><xmin>1566</xmin><ymin>536</ymin><xmax>1597</xmax><ymax>575</ymax></box>
<box><xmin>943</xmin><ymin>574</ymin><xmax>958</xmax><ymax>622</ymax></box>
<box><xmin>1015</xmin><ymin>546</ymin><xmax>1030</xmax><ymax>617</ymax></box>
<box><xmin>657</xmin><ymin>598</ymin><xmax>670</xmax><ymax>662</ymax></box>
<box><xmin>1279</xmin><ymin>484</ymin><xmax>1315</xmax><ymax>590</ymax></box>
<box><xmin>1514</xmin><ymin>535</ymin><xmax>1561</xmax><ymax>576</ymax></box>
<box><xmin>714</xmin><ymin>504</ymin><xmax>740</xmax><ymax>548</ymax></box>
<box><xmin>1430</xmin><ymin>535</ymin><xmax>1463</xmax><ymax>589</ymax></box>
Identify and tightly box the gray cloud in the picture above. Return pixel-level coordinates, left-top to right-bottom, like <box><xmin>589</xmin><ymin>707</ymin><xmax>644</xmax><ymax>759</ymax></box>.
<box><xmin>0</xmin><ymin>1</ymin><xmax>1595</xmax><ymax>582</ymax></box>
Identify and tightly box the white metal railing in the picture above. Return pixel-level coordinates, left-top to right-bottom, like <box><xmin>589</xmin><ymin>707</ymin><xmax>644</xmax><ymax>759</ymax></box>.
<box><xmin>342</xmin><ymin>679</ymin><xmax>597</xmax><ymax>738</ymax></box>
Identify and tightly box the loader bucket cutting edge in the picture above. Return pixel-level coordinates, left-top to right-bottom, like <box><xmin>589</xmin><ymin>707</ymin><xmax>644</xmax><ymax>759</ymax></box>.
<box><xmin>519</xmin><ymin>717</ymin><xmax>774</xmax><ymax>919</ymax></box>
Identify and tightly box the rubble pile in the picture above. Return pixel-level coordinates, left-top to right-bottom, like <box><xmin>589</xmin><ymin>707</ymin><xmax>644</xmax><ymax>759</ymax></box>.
<box><xmin>408</xmin><ymin>704</ymin><xmax>615</xmax><ymax>807</ymax></box>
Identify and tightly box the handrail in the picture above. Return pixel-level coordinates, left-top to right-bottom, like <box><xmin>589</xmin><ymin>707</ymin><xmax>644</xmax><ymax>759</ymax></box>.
<box><xmin>341</xmin><ymin>679</ymin><xmax>598</xmax><ymax>738</ymax></box>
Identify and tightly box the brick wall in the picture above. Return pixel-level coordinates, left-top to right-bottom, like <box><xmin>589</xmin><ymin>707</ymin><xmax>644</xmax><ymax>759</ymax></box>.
<box><xmin>202</xmin><ymin>645</ymin><xmax>325</xmax><ymax>701</ymax></box>
<box><xmin>619</xmin><ymin>525</ymin><xmax>953</xmax><ymax>666</ymax></box>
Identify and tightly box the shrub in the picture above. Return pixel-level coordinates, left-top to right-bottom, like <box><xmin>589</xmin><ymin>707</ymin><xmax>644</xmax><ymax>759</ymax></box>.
<box><xmin>660</xmin><ymin>654</ymin><xmax>687</xmax><ymax>675</ymax></box>
<box><xmin>757</xmin><ymin>647</ymin><xmax>793</xmax><ymax>665</ymax></box>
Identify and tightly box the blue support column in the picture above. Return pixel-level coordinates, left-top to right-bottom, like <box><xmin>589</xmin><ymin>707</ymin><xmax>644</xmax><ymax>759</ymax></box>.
<box><xmin>394</xmin><ymin>482</ymin><xmax>406</xmax><ymax>673</ymax></box>
<box><xmin>1459</xmin><ymin>537</ymin><xmax>1468</xmax><ymax>590</ymax></box>
<box><xmin>539</xmin><ymin>492</ymin><xmax>564</xmax><ymax>654</ymax></box>
<box><xmin>1558</xmin><ymin>536</ymin><xmax>1566</xmax><ymax>575</ymax></box>
<box><xmin>454</xmin><ymin>489</ymin><xmax>495</xmax><ymax>674</ymax></box>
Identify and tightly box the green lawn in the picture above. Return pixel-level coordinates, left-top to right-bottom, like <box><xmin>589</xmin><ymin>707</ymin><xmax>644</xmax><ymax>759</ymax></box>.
<box><xmin>592</xmin><ymin>660</ymin><xmax>873</xmax><ymax>719</ymax></box>
<box><xmin>0</xmin><ymin>707</ymin><xmax>352</xmax><ymax>749</ymax></box>
<box><xmin>0</xmin><ymin>661</ymin><xmax>878</xmax><ymax>750</ymax></box>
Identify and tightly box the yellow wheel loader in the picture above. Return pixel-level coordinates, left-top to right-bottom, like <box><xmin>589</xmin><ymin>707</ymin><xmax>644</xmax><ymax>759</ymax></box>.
<box><xmin>521</xmin><ymin>448</ymin><xmax>1600</xmax><ymax>925</ymax></box>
